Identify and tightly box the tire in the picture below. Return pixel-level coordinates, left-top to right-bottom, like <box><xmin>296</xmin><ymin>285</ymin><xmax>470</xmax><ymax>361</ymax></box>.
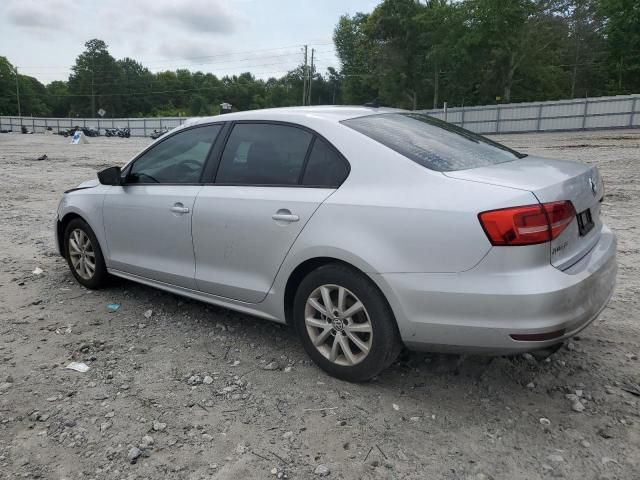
<box><xmin>63</xmin><ymin>218</ymin><xmax>109</xmax><ymax>289</ymax></box>
<box><xmin>293</xmin><ymin>263</ymin><xmax>403</xmax><ymax>382</ymax></box>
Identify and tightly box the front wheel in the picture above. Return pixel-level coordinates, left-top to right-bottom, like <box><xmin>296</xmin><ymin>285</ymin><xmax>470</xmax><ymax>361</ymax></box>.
<box><xmin>293</xmin><ymin>264</ymin><xmax>402</xmax><ymax>382</ymax></box>
<box><xmin>63</xmin><ymin>218</ymin><xmax>109</xmax><ymax>289</ymax></box>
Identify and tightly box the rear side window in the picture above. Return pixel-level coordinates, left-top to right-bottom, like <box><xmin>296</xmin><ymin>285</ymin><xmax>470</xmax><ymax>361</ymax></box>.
<box><xmin>341</xmin><ymin>113</ymin><xmax>526</xmax><ymax>172</ymax></box>
<box><xmin>216</xmin><ymin>123</ymin><xmax>313</xmax><ymax>185</ymax></box>
<box><xmin>302</xmin><ymin>138</ymin><xmax>349</xmax><ymax>187</ymax></box>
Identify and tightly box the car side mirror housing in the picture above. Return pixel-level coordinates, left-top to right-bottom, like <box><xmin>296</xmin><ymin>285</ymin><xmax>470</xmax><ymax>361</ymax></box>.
<box><xmin>97</xmin><ymin>166</ymin><xmax>122</xmax><ymax>186</ymax></box>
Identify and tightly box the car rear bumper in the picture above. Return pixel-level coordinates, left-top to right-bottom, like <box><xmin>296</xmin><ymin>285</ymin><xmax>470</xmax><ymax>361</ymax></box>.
<box><xmin>379</xmin><ymin>225</ymin><xmax>617</xmax><ymax>354</ymax></box>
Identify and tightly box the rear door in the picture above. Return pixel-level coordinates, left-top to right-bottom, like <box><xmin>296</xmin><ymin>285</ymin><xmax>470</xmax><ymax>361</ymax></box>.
<box><xmin>103</xmin><ymin>124</ymin><xmax>222</xmax><ymax>288</ymax></box>
<box><xmin>192</xmin><ymin>122</ymin><xmax>349</xmax><ymax>303</ymax></box>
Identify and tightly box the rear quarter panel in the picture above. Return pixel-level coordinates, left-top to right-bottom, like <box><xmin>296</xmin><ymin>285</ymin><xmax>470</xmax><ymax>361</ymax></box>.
<box><xmin>280</xmin><ymin>123</ymin><xmax>539</xmax><ymax>275</ymax></box>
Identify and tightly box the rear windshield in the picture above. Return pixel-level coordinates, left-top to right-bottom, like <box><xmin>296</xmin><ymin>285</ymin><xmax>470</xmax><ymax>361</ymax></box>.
<box><xmin>341</xmin><ymin>113</ymin><xmax>526</xmax><ymax>172</ymax></box>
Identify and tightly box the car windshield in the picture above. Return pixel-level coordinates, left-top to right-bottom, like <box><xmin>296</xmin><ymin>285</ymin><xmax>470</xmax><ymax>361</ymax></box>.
<box><xmin>342</xmin><ymin>113</ymin><xmax>527</xmax><ymax>172</ymax></box>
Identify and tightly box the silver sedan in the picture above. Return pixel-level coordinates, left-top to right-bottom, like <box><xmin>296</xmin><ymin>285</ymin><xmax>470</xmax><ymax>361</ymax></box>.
<box><xmin>55</xmin><ymin>106</ymin><xmax>617</xmax><ymax>381</ymax></box>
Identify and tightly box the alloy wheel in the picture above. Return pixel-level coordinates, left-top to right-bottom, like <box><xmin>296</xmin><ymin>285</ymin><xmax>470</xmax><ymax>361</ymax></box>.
<box><xmin>68</xmin><ymin>228</ymin><xmax>96</xmax><ymax>280</ymax></box>
<box><xmin>304</xmin><ymin>284</ymin><xmax>373</xmax><ymax>366</ymax></box>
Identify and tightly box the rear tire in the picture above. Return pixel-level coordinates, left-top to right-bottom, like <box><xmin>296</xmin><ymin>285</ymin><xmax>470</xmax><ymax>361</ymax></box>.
<box><xmin>293</xmin><ymin>263</ymin><xmax>402</xmax><ymax>382</ymax></box>
<box><xmin>63</xmin><ymin>218</ymin><xmax>109</xmax><ymax>289</ymax></box>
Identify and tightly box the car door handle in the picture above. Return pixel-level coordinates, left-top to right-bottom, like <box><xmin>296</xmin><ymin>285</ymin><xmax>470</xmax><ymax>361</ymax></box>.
<box><xmin>272</xmin><ymin>212</ymin><xmax>299</xmax><ymax>222</ymax></box>
<box><xmin>170</xmin><ymin>203</ymin><xmax>190</xmax><ymax>214</ymax></box>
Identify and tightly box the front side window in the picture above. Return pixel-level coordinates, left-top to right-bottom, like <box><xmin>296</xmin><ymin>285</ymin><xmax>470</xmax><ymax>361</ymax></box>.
<box><xmin>216</xmin><ymin>123</ymin><xmax>313</xmax><ymax>185</ymax></box>
<box><xmin>342</xmin><ymin>113</ymin><xmax>526</xmax><ymax>172</ymax></box>
<box><xmin>128</xmin><ymin>125</ymin><xmax>221</xmax><ymax>184</ymax></box>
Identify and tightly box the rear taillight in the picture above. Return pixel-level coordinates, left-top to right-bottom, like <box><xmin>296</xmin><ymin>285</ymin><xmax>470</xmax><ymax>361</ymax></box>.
<box><xmin>478</xmin><ymin>201</ymin><xmax>575</xmax><ymax>246</ymax></box>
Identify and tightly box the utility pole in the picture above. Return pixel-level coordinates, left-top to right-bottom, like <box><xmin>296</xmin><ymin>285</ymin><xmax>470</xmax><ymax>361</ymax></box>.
<box><xmin>307</xmin><ymin>48</ymin><xmax>315</xmax><ymax>106</ymax></box>
<box><xmin>91</xmin><ymin>65</ymin><xmax>96</xmax><ymax>118</ymax></box>
<box><xmin>14</xmin><ymin>67</ymin><xmax>21</xmax><ymax>117</ymax></box>
<box><xmin>302</xmin><ymin>45</ymin><xmax>308</xmax><ymax>106</ymax></box>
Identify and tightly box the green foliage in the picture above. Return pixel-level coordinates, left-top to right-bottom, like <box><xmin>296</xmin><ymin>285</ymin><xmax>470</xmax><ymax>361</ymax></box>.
<box><xmin>0</xmin><ymin>1</ymin><xmax>638</xmax><ymax>117</ymax></box>
<box><xmin>335</xmin><ymin>0</ymin><xmax>640</xmax><ymax>108</ymax></box>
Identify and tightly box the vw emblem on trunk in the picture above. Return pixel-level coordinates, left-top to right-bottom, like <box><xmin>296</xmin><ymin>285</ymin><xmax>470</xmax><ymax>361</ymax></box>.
<box><xmin>589</xmin><ymin>177</ymin><xmax>597</xmax><ymax>196</ymax></box>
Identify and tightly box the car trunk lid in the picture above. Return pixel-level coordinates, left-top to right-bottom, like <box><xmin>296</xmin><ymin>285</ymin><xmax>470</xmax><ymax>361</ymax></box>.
<box><xmin>444</xmin><ymin>156</ymin><xmax>604</xmax><ymax>270</ymax></box>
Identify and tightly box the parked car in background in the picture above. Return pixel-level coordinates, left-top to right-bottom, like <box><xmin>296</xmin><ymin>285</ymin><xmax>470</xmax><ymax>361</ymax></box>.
<box><xmin>54</xmin><ymin>106</ymin><xmax>617</xmax><ymax>381</ymax></box>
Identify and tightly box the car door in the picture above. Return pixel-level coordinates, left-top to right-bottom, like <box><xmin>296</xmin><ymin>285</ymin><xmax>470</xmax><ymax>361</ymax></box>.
<box><xmin>192</xmin><ymin>122</ymin><xmax>350</xmax><ymax>303</ymax></box>
<box><xmin>103</xmin><ymin>124</ymin><xmax>222</xmax><ymax>289</ymax></box>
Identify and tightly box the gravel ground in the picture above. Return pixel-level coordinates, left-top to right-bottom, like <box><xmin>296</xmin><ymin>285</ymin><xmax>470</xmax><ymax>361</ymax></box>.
<box><xmin>0</xmin><ymin>129</ymin><xmax>638</xmax><ymax>480</ymax></box>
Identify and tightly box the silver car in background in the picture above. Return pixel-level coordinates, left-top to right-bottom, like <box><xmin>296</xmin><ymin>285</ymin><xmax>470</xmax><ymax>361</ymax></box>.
<box><xmin>55</xmin><ymin>106</ymin><xmax>617</xmax><ymax>381</ymax></box>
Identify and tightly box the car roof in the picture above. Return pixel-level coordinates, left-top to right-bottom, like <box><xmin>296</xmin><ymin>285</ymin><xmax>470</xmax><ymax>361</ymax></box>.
<box><xmin>183</xmin><ymin>105</ymin><xmax>406</xmax><ymax>128</ymax></box>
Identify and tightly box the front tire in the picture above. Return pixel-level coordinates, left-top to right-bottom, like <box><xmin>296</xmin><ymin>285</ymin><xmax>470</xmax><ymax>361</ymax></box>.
<box><xmin>63</xmin><ymin>218</ymin><xmax>109</xmax><ymax>289</ymax></box>
<box><xmin>293</xmin><ymin>263</ymin><xmax>402</xmax><ymax>382</ymax></box>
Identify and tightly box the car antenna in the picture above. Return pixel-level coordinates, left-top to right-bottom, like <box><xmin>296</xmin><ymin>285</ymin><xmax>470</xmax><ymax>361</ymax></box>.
<box><xmin>363</xmin><ymin>99</ymin><xmax>380</xmax><ymax>108</ymax></box>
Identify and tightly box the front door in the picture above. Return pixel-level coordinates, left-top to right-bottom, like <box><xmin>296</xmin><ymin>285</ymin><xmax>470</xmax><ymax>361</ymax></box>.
<box><xmin>103</xmin><ymin>124</ymin><xmax>222</xmax><ymax>289</ymax></box>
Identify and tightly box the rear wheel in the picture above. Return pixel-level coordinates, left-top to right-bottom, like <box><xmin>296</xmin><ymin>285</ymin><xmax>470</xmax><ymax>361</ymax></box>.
<box><xmin>64</xmin><ymin>218</ymin><xmax>109</xmax><ymax>289</ymax></box>
<box><xmin>293</xmin><ymin>264</ymin><xmax>402</xmax><ymax>382</ymax></box>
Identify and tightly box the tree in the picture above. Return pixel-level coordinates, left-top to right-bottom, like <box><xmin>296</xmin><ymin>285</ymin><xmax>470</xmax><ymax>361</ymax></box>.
<box><xmin>68</xmin><ymin>39</ymin><xmax>124</xmax><ymax>117</ymax></box>
<box><xmin>334</xmin><ymin>13</ymin><xmax>378</xmax><ymax>104</ymax></box>
<box><xmin>597</xmin><ymin>0</ymin><xmax>640</xmax><ymax>93</ymax></box>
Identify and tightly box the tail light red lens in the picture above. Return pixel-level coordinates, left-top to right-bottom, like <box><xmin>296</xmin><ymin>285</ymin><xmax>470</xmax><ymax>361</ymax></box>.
<box><xmin>478</xmin><ymin>201</ymin><xmax>575</xmax><ymax>246</ymax></box>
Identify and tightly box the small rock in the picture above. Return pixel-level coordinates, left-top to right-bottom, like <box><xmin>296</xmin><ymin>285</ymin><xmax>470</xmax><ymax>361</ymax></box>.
<box><xmin>522</xmin><ymin>353</ymin><xmax>537</xmax><ymax>365</ymax></box>
<box><xmin>128</xmin><ymin>447</ymin><xmax>142</xmax><ymax>464</ymax></box>
<box><xmin>100</xmin><ymin>422</ymin><xmax>112</xmax><ymax>433</ymax></box>
<box><xmin>409</xmin><ymin>416</ymin><xmax>421</xmax><ymax>422</ymax></box>
<box><xmin>314</xmin><ymin>464</ymin><xmax>330</xmax><ymax>476</ymax></box>
<box><xmin>539</xmin><ymin>417</ymin><xmax>551</xmax><ymax>426</ymax></box>
<box><xmin>547</xmin><ymin>454</ymin><xmax>564</xmax><ymax>463</ymax></box>
<box><xmin>188</xmin><ymin>375</ymin><xmax>202</xmax><ymax>386</ymax></box>
<box><xmin>598</xmin><ymin>427</ymin><xmax>614</xmax><ymax>439</ymax></box>
<box><xmin>143</xmin><ymin>309</ymin><xmax>153</xmax><ymax>319</ymax></box>
<box><xmin>203</xmin><ymin>376</ymin><xmax>214</xmax><ymax>385</ymax></box>
<box><xmin>526</xmin><ymin>382</ymin><xmax>535</xmax><ymax>389</ymax></box>
<box><xmin>625</xmin><ymin>353</ymin><xmax>638</xmax><ymax>360</ymax></box>
<box><xmin>262</xmin><ymin>361</ymin><xmax>279</xmax><ymax>371</ymax></box>
<box><xmin>581</xmin><ymin>440</ymin><xmax>591</xmax><ymax>448</ymax></box>
<box><xmin>572</xmin><ymin>401</ymin><xmax>585</xmax><ymax>413</ymax></box>
<box><xmin>392</xmin><ymin>404</ymin><xmax>400</xmax><ymax>411</ymax></box>
<box><xmin>32</xmin><ymin>267</ymin><xmax>44</xmax><ymax>275</ymax></box>
<box><xmin>105</xmin><ymin>411</ymin><xmax>115</xmax><ymax>418</ymax></box>
<box><xmin>140</xmin><ymin>435</ymin><xmax>154</xmax><ymax>448</ymax></box>
<box><xmin>397</xmin><ymin>450</ymin><xmax>408</xmax><ymax>461</ymax></box>
<box><xmin>284</xmin><ymin>366</ymin><xmax>292</xmax><ymax>373</ymax></box>
<box><xmin>271</xmin><ymin>467</ymin><xmax>278</xmax><ymax>475</ymax></box>
<box><xmin>152</xmin><ymin>421</ymin><xmax>167</xmax><ymax>432</ymax></box>
<box><xmin>282</xmin><ymin>431</ymin><xmax>293</xmax><ymax>439</ymax></box>
<box><xmin>236</xmin><ymin>443</ymin><xmax>247</xmax><ymax>454</ymax></box>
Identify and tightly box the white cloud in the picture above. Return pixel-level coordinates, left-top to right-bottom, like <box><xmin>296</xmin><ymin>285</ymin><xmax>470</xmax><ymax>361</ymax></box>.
<box><xmin>6</xmin><ymin>0</ymin><xmax>74</xmax><ymax>31</ymax></box>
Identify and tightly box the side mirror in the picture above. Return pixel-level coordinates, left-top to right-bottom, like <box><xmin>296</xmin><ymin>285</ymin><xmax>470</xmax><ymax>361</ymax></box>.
<box><xmin>97</xmin><ymin>166</ymin><xmax>122</xmax><ymax>186</ymax></box>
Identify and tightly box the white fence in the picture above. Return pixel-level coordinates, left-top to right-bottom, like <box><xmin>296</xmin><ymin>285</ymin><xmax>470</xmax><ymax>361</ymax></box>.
<box><xmin>0</xmin><ymin>116</ymin><xmax>188</xmax><ymax>137</ymax></box>
<box><xmin>419</xmin><ymin>94</ymin><xmax>640</xmax><ymax>134</ymax></box>
<box><xmin>1</xmin><ymin>94</ymin><xmax>639</xmax><ymax>137</ymax></box>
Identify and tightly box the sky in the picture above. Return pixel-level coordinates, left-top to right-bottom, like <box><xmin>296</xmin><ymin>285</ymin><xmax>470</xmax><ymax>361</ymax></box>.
<box><xmin>1</xmin><ymin>0</ymin><xmax>380</xmax><ymax>85</ymax></box>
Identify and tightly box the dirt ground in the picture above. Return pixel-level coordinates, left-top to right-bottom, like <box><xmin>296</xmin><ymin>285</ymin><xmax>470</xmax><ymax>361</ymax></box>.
<box><xmin>0</xmin><ymin>129</ymin><xmax>638</xmax><ymax>480</ymax></box>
